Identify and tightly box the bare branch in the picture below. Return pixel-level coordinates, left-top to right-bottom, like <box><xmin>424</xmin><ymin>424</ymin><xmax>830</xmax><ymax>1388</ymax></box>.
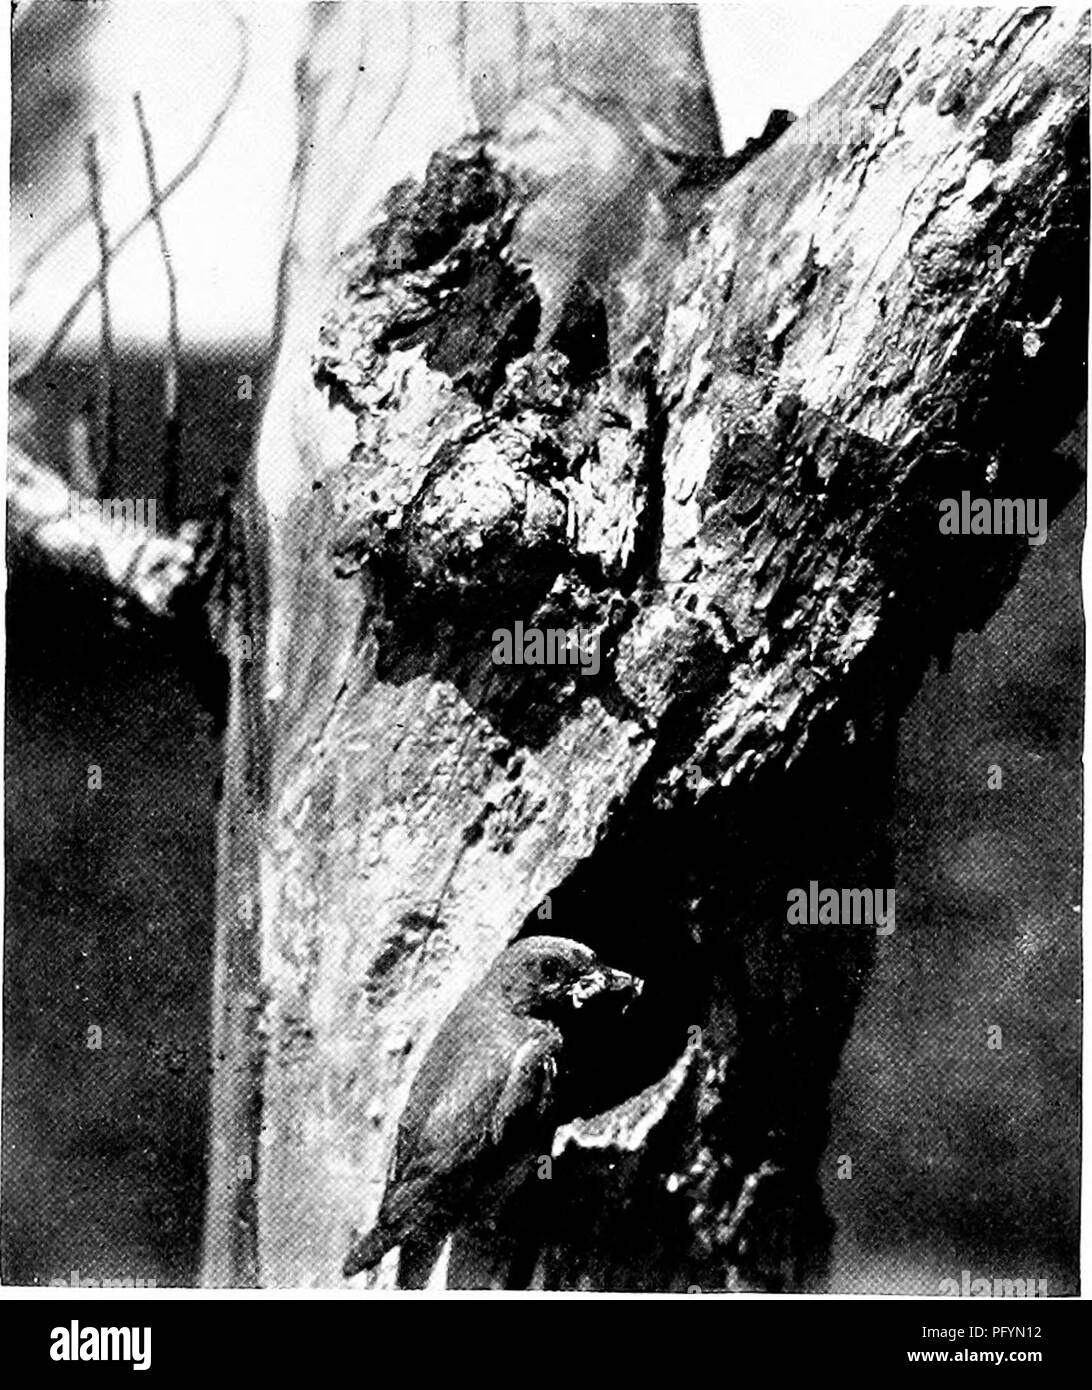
<box><xmin>134</xmin><ymin>90</ymin><xmax>184</xmax><ymax>526</ymax></box>
<box><xmin>84</xmin><ymin>132</ymin><xmax>118</xmax><ymax>494</ymax></box>
<box><xmin>10</xmin><ymin>206</ymin><xmax>87</xmax><ymax>307</ymax></box>
<box><xmin>7</xmin><ymin>433</ymin><xmax>204</xmax><ymax>619</ymax></box>
<box><xmin>12</xmin><ymin>8</ymin><xmax>248</xmax><ymax>387</ymax></box>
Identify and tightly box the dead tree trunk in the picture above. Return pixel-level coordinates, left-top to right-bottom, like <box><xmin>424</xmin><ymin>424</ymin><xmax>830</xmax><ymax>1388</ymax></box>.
<box><xmin>201</xmin><ymin>4</ymin><xmax>1088</xmax><ymax>1288</ymax></box>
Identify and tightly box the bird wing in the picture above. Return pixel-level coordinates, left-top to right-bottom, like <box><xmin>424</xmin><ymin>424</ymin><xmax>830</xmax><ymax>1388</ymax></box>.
<box><xmin>351</xmin><ymin>1017</ymin><xmax>562</xmax><ymax>1269</ymax></box>
<box><xmin>392</xmin><ymin>1016</ymin><xmax>560</xmax><ymax>1195</ymax></box>
<box><xmin>491</xmin><ymin>1030</ymin><xmax>559</xmax><ymax>1145</ymax></box>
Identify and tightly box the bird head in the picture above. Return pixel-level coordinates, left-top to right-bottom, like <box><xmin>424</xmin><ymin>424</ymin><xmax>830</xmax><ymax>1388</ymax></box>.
<box><xmin>491</xmin><ymin>935</ymin><xmax>643</xmax><ymax>1023</ymax></box>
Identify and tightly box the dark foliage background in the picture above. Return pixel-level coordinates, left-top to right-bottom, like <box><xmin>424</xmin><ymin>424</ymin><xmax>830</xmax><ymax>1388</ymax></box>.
<box><xmin>3</xmin><ymin>351</ymin><xmax>261</xmax><ymax>1286</ymax></box>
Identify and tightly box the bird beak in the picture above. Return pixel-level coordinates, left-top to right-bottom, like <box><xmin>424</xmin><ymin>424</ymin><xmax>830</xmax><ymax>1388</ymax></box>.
<box><xmin>571</xmin><ymin>966</ymin><xmax>644</xmax><ymax>1011</ymax></box>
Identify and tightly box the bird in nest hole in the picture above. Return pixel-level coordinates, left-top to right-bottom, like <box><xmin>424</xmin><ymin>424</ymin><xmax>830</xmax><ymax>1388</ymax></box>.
<box><xmin>343</xmin><ymin>934</ymin><xmax>643</xmax><ymax>1288</ymax></box>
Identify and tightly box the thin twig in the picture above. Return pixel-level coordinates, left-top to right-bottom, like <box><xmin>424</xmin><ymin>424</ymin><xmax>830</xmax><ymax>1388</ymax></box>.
<box><xmin>12</xmin><ymin>8</ymin><xmax>248</xmax><ymax>388</ymax></box>
<box><xmin>84</xmin><ymin>132</ymin><xmax>118</xmax><ymax>495</ymax></box>
<box><xmin>11</xmin><ymin>206</ymin><xmax>87</xmax><ymax>306</ymax></box>
<box><xmin>134</xmin><ymin>90</ymin><xmax>183</xmax><ymax>527</ymax></box>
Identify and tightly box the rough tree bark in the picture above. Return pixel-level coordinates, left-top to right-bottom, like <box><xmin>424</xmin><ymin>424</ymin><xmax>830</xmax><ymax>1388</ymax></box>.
<box><xmin>201</xmin><ymin>4</ymin><xmax>1088</xmax><ymax>1288</ymax></box>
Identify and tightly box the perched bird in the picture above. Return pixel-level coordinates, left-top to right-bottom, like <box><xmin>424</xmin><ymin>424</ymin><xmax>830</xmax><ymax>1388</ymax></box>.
<box><xmin>343</xmin><ymin>934</ymin><xmax>642</xmax><ymax>1287</ymax></box>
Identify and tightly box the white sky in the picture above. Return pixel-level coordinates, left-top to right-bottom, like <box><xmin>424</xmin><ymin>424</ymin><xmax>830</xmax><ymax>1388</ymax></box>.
<box><xmin>701</xmin><ymin>3</ymin><xmax>897</xmax><ymax>149</ymax></box>
<box><xmin>11</xmin><ymin>1</ymin><xmax>897</xmax><ymax>352</ymax></box>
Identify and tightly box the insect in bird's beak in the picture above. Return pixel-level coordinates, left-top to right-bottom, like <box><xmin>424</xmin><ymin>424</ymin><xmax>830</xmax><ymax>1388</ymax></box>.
<box><xmin>570</xmin><ymin>967</ymin><xmax>643</xmax><ymax>1011</ymax></box>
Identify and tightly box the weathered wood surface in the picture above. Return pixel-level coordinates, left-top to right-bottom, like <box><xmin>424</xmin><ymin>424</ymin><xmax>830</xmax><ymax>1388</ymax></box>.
<box><xmin>204</xmin><ymin>5</ymin><xmax>1087</xmax><ymax>1288</ymax></box>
